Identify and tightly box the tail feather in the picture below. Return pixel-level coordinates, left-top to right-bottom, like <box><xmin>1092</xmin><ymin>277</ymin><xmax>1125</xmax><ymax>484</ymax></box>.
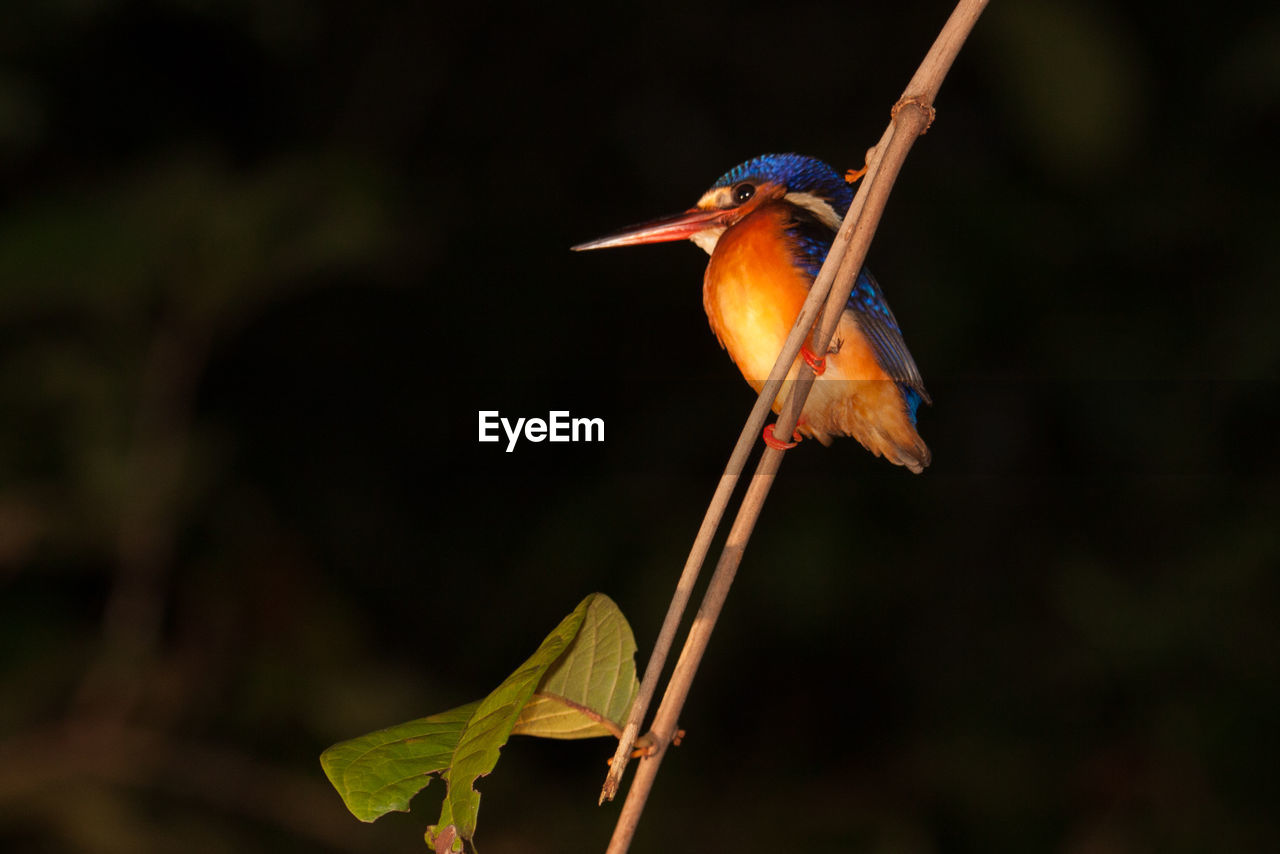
<box><xmin>797</xmin><ymin>379</ymin><xmax>931</xmax><ymax>474</ymax></box>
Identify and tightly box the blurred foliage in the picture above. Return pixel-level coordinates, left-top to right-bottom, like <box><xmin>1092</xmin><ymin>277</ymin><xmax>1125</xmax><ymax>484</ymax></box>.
<box><xmin>1</xmin><ymin>1</ymin><xmax>1278</xmax><ymax>853</ymax></box>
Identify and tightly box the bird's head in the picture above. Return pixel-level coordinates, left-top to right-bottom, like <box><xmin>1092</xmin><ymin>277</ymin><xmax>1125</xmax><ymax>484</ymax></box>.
<box><xmin>572</xmin><ymin>153</ymin><xmax>853</xmax><ymax>256</ymax></box>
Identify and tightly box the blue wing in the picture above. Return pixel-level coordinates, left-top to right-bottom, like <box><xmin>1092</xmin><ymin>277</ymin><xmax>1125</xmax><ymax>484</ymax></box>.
<box><xmin>786</xmin><ymin>213</ymin><xmax>931</xmax><ymax>416</ymax></box>
<box><xmin>847</xmin><ymin>268</ymin><xmax>931</xmax><ymax>408</ymax></box>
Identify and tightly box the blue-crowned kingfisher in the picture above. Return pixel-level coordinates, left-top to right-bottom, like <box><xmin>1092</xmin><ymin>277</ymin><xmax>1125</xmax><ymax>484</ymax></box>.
<box><xmin>573</xmin><ymin>153</ymin><xmax>931</xmax><ymax>473</ymax></box>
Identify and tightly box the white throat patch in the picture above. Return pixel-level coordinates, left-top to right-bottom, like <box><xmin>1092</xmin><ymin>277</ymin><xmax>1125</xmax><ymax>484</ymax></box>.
<box><xmin>690</xmin><ymin>227</ymin><xmax>725</xmax><ymax>256</ymax></box>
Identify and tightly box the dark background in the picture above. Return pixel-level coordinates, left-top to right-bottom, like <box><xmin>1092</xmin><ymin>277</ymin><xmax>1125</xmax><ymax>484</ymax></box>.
<box><xmin>2</xmin><ymin>1</ymin><xmax>1277</xmax><ymax>852</ymax></box>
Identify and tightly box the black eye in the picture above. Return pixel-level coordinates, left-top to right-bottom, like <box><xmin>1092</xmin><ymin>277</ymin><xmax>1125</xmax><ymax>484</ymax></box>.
<box><xmin>732</xmin><ymin>182</ymin><xmax>756</xmax><ymax>204</ymax></box>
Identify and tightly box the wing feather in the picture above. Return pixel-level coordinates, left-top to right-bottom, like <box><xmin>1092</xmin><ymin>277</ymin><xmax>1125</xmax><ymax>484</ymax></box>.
<box><xmin>846</xmin><ymin>269</ymin><xmax>931</xmax><ymax>405</ymax></box>
<box><xmin>785</xmin><ymin>210</ymin><xmax>931</xmax><ymax>406</ymax></box>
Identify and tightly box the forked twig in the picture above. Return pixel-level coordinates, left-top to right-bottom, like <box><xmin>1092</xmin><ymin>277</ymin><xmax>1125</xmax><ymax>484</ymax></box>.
<box><xmin>601</xmin><ymin>1</ymin><xmax>989</xmax><ymax>851</ymax></box>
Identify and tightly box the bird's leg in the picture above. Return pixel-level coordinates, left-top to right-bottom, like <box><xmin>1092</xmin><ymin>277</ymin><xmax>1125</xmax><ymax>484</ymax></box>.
<box><xmin>763</xmin><ymin>423</ymin><xmax>803</xmax><ymax>450</ymax></box>
<box><xmin>802</xmin><ymin>334</ymin><xmax>842</xmax><ymax>375</ymax></box>
<box><xmin>800</xmin><ymin>343</ymin><xmax>827</xmax><ymax>375</ymax></box>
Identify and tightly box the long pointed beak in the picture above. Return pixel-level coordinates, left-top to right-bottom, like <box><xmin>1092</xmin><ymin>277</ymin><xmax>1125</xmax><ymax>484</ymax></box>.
<box><xmin>571</xmin><ymin>207</ymin><xmax>726</xmax><ymax>251</ymax></box>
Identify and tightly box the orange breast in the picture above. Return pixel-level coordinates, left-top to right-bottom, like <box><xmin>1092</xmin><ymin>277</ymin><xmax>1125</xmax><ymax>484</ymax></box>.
<box><xmin>701</xmin><ymin>202</ymin><xmax>930</xmax><ymax>472</ymax></box>
<box><xmin>702</xmin><ymin>203</ymin><xmax>812</xmax><ymax>389</ymax></box>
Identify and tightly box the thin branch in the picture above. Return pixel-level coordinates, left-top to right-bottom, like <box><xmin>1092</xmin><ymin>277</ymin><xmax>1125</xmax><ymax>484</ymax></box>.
<box><xmin>601</xmin><ymin>90</ymin><xmax>896</xmax><ymax>812</ymax></box>
<box><xmin>602</xmin><ymin>1</ymin><xmax>989</xmax><ymax>850</ymax></box>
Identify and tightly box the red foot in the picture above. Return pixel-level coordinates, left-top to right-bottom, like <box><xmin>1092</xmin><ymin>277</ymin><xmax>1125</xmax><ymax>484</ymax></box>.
<box><xmin>845</xmin><ymin>164</ymin><xmax>868</xmax><ymax>184</ymax></box>
<box><xmin>801</xmin><ymin>343</ymin><xmax>826</xmax><ymax>375</ymax></box>
<box><xmin>763</xmin><ymin>424</ymin><xmax>800</xmax><ymax>450</ymax></box>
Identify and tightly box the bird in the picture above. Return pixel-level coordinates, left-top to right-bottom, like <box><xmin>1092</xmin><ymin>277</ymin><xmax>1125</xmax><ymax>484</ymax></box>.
<box><xmin>572</xmin><ymin>153</ymin><xmax>931</xmax><ymax>473</ymax></box>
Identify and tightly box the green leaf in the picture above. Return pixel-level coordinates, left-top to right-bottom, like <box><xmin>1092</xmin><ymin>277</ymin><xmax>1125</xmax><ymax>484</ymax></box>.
<box><xmin>321</xmin><ymin>593</ymin><xmax>639</xmax><ymax>851</ymax></box>
<box><xmin>320</xmin><ymin>701</ymin><xmax>478</xmax><ymax>822</ymax></box>
<box><xmin>428</xmin><ymin>595</ymin><xmax>597</xmax><ymax>844</ymax></box>
<box><xmin>512</xmin><ymin>594</ymin><xmax>639</xmax><ymax>739</ymax></box>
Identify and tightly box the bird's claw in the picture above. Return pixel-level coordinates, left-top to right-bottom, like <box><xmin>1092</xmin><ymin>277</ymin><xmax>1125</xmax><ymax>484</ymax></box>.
<box><xmin>801</xmin><ymin>342</ymin><xmax>827</xmax><ymax>375</ymax></box>
<box><xmin>763</xmin><ymin>423</ymin><xmax>801</xmax><ymax>450</ymax></box>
